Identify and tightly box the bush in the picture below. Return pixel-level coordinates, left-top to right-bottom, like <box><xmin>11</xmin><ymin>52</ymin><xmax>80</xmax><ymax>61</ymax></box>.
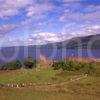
<box><xmin>52</xmin><ymin>59</ymin><xmax>96</xmax><ymax>75</ymax></box>
<box><xmin>52</xmin><ymin>60</ymin><xmax>78</xmax><ymax>71</ymax></box>
<box><xmin>52</xmin><ymin>61</ymin><xmax>62</xmax><ymax>70</ymax></box>
<box><xmin>23</xmin><ymin>56</ymin><xmax>36</xmax><ymax>69</ymax></box>
<box><xmin>1</xmin><ymin>60</ymin><xmax>22</xmax><ymax>70</ymax></box>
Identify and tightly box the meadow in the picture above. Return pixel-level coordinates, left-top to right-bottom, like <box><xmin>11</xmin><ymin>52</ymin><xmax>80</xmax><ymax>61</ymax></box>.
<box><xmin>0</xmin><ymin>61</ymin><xmax>100</xmax><ymax>100</ymax></box>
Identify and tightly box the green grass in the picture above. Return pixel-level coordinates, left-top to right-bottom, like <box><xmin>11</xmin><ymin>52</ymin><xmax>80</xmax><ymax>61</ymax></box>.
<box><xmin>0</xmin><ymin>66</ymin><xmax>85</xmax><ymax>84</ymax></box>
<box><xmin>0</xmin><ymin>64</ymin><xmax>100</xmax><ymax>100</ymax></box>
<box><xmin>0</xmin><ymin>68</ymin><xmax>58</xmax><ymax>84</ymax></box>
<box><xmin>0</xmin><ymin>76</ymin><xmax>100</xmax><ymax>100</ymax></box>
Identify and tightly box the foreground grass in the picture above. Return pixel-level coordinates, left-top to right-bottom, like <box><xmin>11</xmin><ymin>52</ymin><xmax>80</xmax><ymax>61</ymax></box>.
<box><xmin>0</xmin><ymin>67</ymin><xmax>83</xmax><ymax>84</ymax></box>
<box><xmin>0</xmin><ymin>68</ymin><xmax>57</xmax><ymax>84</ymax></box>
<box><xmin>0</xmin><ymin>76</ymin><xmax>100</xmax><ymax>100</ymax></box>
<box><xmin>0</xmin><ymin>64</ymin><xmax>100</xmax><ymax>100</ymax></box>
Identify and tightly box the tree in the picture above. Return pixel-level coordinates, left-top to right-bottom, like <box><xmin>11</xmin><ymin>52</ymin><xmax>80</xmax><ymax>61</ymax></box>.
<box><xmin>23</xmin><ymin>56</ymin><xmax>36</xmax><ymax>69</ymax></box>
<box><xmin>1</xmin><ymin>60</ymin><xmax>22</xmax><ymax>70</ymax></box>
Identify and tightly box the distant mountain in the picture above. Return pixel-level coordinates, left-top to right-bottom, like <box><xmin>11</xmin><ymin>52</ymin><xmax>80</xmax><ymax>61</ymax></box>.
<box><xmin>2</xmin><ymin>34</ymin><xmax>100</xmax><ymax>49</ymax></box>
<box><xmin>41</xmin><ymin>34</ymin><xmax>100</xmax><ymax>49</ymax></box>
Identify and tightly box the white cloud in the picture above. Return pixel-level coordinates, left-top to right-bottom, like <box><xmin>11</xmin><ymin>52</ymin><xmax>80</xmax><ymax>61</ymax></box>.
<box><xmin>0</xmin><ymin>24</ymin><xmax>17</xmax><ymax>36</ymax></box>
<box><xmin>60</xmin><ymin>11</ymin><xmax>100</xmax><ymax>21</ymax></box>
<box><xmin>0</xmin><ymin>0</ymin><xmax>55</xmax><ymax>20</ymax></box>
<box><xmin>30</xmin><ymin>32</ymin><xmax>59</xmax><ymax>42</ymax></box>
<box><xmin>0</xmin><ymin>0</ymin><xmax>99</xmax><ymax>47</ymax></box>
<box><xmin>84</xmin><ymin>5</ymin><xmax>100</xmax><ymax>12</ymax></box>
<box><xmin>0</xmin><ymin>32</ymin><xmax>61</xmax><ymax>46</ymax></box>
<box><xmin>0</xmin><ymin>0</ymin><xmax>32</xmax><ymax>18</ymax></box>
<box><xmin>0</xmin><ymin>24</ymin><xmax>100</xmax><ymax>46</ymax></box>
<box><xmin>60</xmin><ymin>5</ymin><xmax>100</xmax><ymax>22</ymax></box>
<box><xmin>61</xmin><ymin>23</ymin><xmax>100</xmax><ymax>38</ymax></box>
<box><xmin>61</xmin><ymin>0</ymin><xmax>82</xmax><ymax>2</ymax></box>
<box><xmin>27</xmin><ymin>32</ymin><xmax>70</xmax><ymax>45</ymax></box>
<box><xmin>26</xmin><ymin>3</ymin><xmax>54</xmax><ymax>18</ymax></box>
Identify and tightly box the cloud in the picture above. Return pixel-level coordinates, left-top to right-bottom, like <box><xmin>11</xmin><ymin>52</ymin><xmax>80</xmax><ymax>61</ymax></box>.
<box><xmin>61</xmin><ymin>0</ymin><xmax>82</xmax><ymax>2</ymax></box>
<box><xmin>60</xmin><ymin>5</ymin><xmax>100</xmax><ymax>21</ymax></box>
<box><xmin>0</xmin><ymin>32</ymin><xmax>61</xmax><ymax>46</ymax></box>
<box><xmin>0</xmin><ymin>0</ymin><xmax>32</xmax><ymax>18</ymax></box>
<box><xmin>81</xmin><ymin>24</ymin><xmax>100</xmax><ymax>35</ymax></box>
<box><xmin>0</xmin><ymin>24</ymin><xmax>17</xmax><ymax>36</ymax></box>
<box><xmin>60</xmin><ymin>11</ymin><xmax>100</xmax><ymax>21</ymax></box>
<box><xmin>27</xmin><ymin>32</ymin><xmax>70</xmax><ymax>45</ymax></box>
<box><xmin>61</xmin><ymin>23</ymin><xmax>100</xmax><ymax>37</ymax></box>
<box><xmin>0</xmin><ymin>0</ymin><xmax>54</xmax><ymax>19</ymax></box>
<box><xmin>0</xmin><ymin>32</ymin><xmax>62</xmax><ymax>46</ymax></box>
<box><xmin>29</xmin><ymin>32</ymin><xmax>59</xmax><ymax>43</ymax></box>
<box><xmin>84</xmin><ymin>5</ymin><xmax>100</xmax><ymax>12</ymax></box>
<box><xmin>0</xmin><ymin>23</ymin><xmax>100</xmax><ymax>46</ymax></box>
<box><xmin>26</xmin><ymin>3</ymin><xmax>54</xmax><ymax>19</ymax></box>
<box><xmin>0</xmin><ymin>0</ymin><xmax>99</xmax><ymax>47</ymax></box>
<box><xmin>57</xmin><ymin>0</ymin><xmax>81</xmax><ymax>8</ymax></box>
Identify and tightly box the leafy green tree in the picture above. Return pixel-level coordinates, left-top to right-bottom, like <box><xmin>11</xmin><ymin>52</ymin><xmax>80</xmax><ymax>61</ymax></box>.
<box><xmin>1</xmin><ymin>60</ymin><xmax>22</xmax><ymax>70</ymax></box>
<box><xmin>52</xmin><ymin>61</ymin><xmax>61</xmax><ymax>70</ymax></box>
<box><xmin>23</xmin><ymin>56</ymin><xmax>36</xmax><ymax>69</ymax></box>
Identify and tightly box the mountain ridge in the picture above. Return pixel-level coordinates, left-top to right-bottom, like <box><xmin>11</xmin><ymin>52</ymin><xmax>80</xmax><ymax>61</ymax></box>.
<box><xmin>40</xmin><ymin>34</ymin><xmax>100</xmax><ymax>49</ymax></box>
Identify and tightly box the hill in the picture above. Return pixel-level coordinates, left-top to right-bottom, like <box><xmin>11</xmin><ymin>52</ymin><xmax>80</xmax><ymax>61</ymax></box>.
<box><xmin>41</xmin><ymin>34</ymin><xmax>100</xmax><ymax>49</ymax></box>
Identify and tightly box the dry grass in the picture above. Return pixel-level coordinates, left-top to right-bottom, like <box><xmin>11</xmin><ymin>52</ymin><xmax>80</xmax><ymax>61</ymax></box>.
<box><xmin>0</xmin><ymin>75</ymin><xmax>100</xmax><ymax>100</ymax></box>
<box><xmin>0</xmin><ymin>63</ymin><xmax>100</xmax><ymax>100</ymax></box>
<box><xmin>67</xmin><ymin>57</ymin><xmax>95</xmax><ymax>63</ymax></box>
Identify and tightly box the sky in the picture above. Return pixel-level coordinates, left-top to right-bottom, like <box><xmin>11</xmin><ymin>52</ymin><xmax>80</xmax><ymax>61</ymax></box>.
<box><xmin>0</xmin><ymin>0</ymin><xmax>100</xmax><ymax>47</ymax></box>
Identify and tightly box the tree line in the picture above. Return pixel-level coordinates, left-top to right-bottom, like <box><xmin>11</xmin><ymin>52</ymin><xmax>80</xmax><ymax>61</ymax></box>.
<box><xmin>0</xmin><ymin>56</ymin><xmax>37</xmax><ymax>70</ymax></box>
<box><xmin>52</xmin><ymin>59</ymin><xmax>96</xmax><ymax>75</ymax></box>
<box><xmin>0</xmin><ymin>56</ymin><xmax>96</xmax><ymax>76</ymax></box>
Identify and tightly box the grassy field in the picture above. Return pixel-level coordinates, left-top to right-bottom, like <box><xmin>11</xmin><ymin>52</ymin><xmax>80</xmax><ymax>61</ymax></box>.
<box><xmin>0</xmin><ymin>64</ymin><xmax>85</xmax><ymax>84</ymax></box>
<box><xmin>0</xmin><ymin>64</ymin><xmax>100</xmax><ymax>100</ymax></box>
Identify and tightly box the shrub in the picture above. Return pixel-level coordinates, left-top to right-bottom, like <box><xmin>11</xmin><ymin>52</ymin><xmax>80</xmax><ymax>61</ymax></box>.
<box><xmin>52</xmin><ymin>61</ymin><xmax>62</xmax><ymax>70</ymax></box>
<box><xmin>52</xmin><ymin>59</ymin><xmax>96</xmax><ymax>75</ymax></box>
<box><xmin>1</xmin><ymin>60</ymin><xmax>22</xmax><ymax>70</ymax></box>
<box><xmin>23</xmin><ymin>56</ymin><xmax>36</xmax><ymax>69</ymax></box>
<box><xmin>52</xmin><ymin>60</ymin><xmax>73</xmax><ymax>71</ymax></box>
<box><xmin>62</xmin><ymin>60</ymin><xmax>72</xmax><ymax>71</ymax></box>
